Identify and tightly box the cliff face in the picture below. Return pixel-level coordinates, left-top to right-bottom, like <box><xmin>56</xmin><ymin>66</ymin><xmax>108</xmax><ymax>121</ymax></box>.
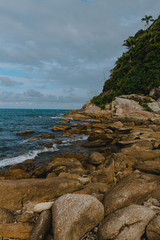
<box><xmin>91</xmin><ymin>16</ymin><xmax>160</xmax><ymax>109</ymax></box>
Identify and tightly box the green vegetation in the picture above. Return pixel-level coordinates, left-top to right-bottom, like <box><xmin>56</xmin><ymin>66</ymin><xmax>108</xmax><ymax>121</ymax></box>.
<box><xmin>91</xmin><ymin>15</ymin><xmax>160</xmax><ymax>109</ymax></box>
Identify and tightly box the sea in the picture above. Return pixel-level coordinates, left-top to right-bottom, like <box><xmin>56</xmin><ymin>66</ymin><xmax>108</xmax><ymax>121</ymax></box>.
<box><xmin>0</xmin><ymin>109</ymin><xmax>89</xmax><ymax>171</ymax></box>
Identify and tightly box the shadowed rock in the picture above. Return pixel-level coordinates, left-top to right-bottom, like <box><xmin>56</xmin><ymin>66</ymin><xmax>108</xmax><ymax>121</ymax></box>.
<box><xmin>30</xmin><ymin>210</ymin><xmax>51</xmax><ymax>240</ymax></box>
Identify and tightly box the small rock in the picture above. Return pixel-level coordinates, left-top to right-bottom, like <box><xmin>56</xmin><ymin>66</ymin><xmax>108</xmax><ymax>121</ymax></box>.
<box><xmin>52</xmin><ymin>125</ymin><xmax>70</xmax><ymax>131</ymax></box>
<box><xmin>33</xmin><ymin>202</ymin><xmax>54</xmax><ymax>213</ymax></box>
<box><xmin>16</xmin><ymin>130</ymin><xmax>35</xmax><ymax>135</ymax></box>
<box><xmin>89</xmin><ymin>152</ymin><xmax>105</xmax><ymax>165</ymax></box>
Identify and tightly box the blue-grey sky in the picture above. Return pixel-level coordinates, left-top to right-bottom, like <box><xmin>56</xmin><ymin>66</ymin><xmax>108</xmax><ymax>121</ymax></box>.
<box><xmin>0</xmin><ymin>0</ymin><xmax>159</xmax><ymax>109</ymax></box>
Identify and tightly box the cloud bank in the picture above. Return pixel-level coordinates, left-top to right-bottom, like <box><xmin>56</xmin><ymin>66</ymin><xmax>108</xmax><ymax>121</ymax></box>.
<box><xmin>0</xmin><ymin>0</ymin><xmax>159</xmax><ymax>108</ymax></box>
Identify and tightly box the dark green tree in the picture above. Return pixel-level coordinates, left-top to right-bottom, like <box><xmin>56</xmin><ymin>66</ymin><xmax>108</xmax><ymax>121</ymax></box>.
<box><xmin>141</xmin><ymin>15</ymin><xmax>154</xmax><ymax>30</ymax></box>
<box><xmin>122</xmin><ymin>36</ymin><xmax>136</xmax><ymax>50</ymax></box>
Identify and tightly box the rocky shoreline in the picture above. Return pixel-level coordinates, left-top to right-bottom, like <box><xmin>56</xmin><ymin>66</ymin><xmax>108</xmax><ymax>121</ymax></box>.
<box><xmin>0</xmin><ymin>95</ymin><xmax>160</xmax><ymax>239</ymax></box>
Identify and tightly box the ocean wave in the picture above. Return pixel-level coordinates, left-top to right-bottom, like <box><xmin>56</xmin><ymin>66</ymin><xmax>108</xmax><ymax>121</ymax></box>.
<box><xmin>51</xmin><ymin>116</ymin><xmax>62</xmax><ymax>119</ymax></box>
<box><xmin>0</xmin><ymin>144</ymin><xmax>59</xmax><ymax>168</ymax></box>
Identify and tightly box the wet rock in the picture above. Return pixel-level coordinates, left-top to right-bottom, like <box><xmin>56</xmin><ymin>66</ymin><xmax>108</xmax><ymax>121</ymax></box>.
<box><xmin>32</xmin><ymin>165</ymin><xmax>48</xmax><ymax>178</ymax></box>
<box><xmin>28</xmin><ymin>133</ymin><xmax>55</xmax><ymax>140</ymax></box>
<box><xmin>8</xmin><ymin>159</ymin><xmax>35</xmax><ymax>172</ymax></box>
<box><xmin>82</xmin><ymin>139</ymin><xmax>107</xmax><ymax>148</ymax></box>
<box><xmin>51</xmin><ymin>152</ymin><xmax>85</xmax><ymax>161</ymax></box>
<box><xmin>88</xmin><ymin>133</ymin><xmax>113</xmax><ymax>142</ymax></box>
<box><xmin>0</xmin><ymin>177</ymin><xmax>84</xmax><ymax>211</ymax></box>
<box><xmin>52</xmin><ymin>194</ymin><xmax>104</xmax><ymax>240</ymax></box>
<box><xmin>89</xmin><ymin>152</ymin><xmax>105</xmax><ymax>165</ymax></box>
<box><xmin>16</xmin><ymin>130</ymin><xmax>35</xmax><ymax>135</ymax></box>
<box><xmin>0</xmin><ymin>208</ymin><xmax>15</xmax><ymax>223</ymax></box>
<box><xmin>104</xmin><ymin>172</ymin><xmax>160</xmax><ymax>216</ymax></box>
<box><xmin>98</xmin><ymin>205</ymin><xmax>155</xmax><ymax>240</ymax></box>
<box><xmin>5</xmin><ymin>168</ymin><xmax>31</xmax><ymax>180</ymax></box>
<box><xmin>30</xmin><ymin>210</ymin><xmax>51</xmax><ymax>240</ymax></box>
<box><xmin>58</xmin><ymin>119</ymin><xmax>70</xmax><ymax>123</ymax></box>
<box><xmin>146</xmin><ymin>214</ymin><xmax>160</xmax><ymax>240</ymax></box>
<box><xmin>52</xmin><ymin>125</ymin><xmax>70</xmax><ymax>131</ymax></box>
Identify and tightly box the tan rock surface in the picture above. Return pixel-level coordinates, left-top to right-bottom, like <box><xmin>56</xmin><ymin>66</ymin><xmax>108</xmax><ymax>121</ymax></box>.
<box><xmin>52</xmin><ymin>125</ymin><xmax>70</xmax><ymax>131</ymax></box>
<box><xmin>104</xmin><ymin>173</ymin><xmax>160</xmax><ymax>216</ymax></box>
<box><xmin>89</xmin><ymin>159</ymin><xmax>114</xmax><ymax>184</ymax></box>
<box><xmin>0</xmin><ymin>177</ymin><xmax>83</xmax><ymax>211</ymax></box>
<box><xmin>135</xmin><ymin>160</ymin><xmax>160</xmax><ymax>174</ymax></box>
<box><xmin>89</xmin><ymin>152</ymin><xmax>105</xmax><ymax>165</ymax></box>
<box><xmin>5</xmin><ymin>168</ymin><xmax>31</xmax><ymax>180</ymax></box>
<box><xmin>16</xmin><ymin>130</ymin><xmax>35</xmax><ymax>135</ymax></box>
<box><xmin>52</xmin><ymin>194</ymin><xmax>104</xmax><ymax>240</ymax></box>
<box><xmin>146</xmin><ymin>214</ymin><xmax>160</xmax><ymax>240</ymax></box>
<box><xmin>98</xmin><ymin>204</ymin><xmax>155</xmax><ymax>240</ymax></box>
<box><xmin>0</xmin><ymin>222</ymin><xmax>33</xmax><ymax>239</ymax></box>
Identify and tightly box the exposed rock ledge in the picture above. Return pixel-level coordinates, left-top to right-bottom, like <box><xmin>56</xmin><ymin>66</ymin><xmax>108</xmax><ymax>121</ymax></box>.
<box><xmin>66</xmin><ymin>95</ymin><xmax>160</xmax><ymax>124</ymax></box>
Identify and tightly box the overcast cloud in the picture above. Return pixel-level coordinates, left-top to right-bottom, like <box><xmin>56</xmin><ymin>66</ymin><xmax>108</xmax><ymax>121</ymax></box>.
<box><xmin>0</xmin><ymin>0</ymin><xmax>159</xmax><ymax>109</ymax></box>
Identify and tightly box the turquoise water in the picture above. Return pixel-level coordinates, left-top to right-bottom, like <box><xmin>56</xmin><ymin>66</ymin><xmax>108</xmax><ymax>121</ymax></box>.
<box><xmin>0</xmin><ymin>109</ymin><xmax>88</xmax><ymax>169</ymax></box>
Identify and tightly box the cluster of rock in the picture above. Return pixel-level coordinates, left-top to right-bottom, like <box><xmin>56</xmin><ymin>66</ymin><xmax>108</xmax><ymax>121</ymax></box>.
<box><xmin>0</xmin><ymin>94</ymin><xmax>160</xmax><ymax>239</ymax></box>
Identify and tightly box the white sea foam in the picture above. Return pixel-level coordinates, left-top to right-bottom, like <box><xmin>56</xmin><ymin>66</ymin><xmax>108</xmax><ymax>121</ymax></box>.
<box><xmin>51</xmin><ymin>116</ymin><xmax>62</xmax><ymax>119</ymax></box>
<box><xmin>0</xmin><ymin>144</ymin><xmax>59</xmax><ymax>168</ymax></box>
<box><xmin>61</xmin><ymin>134</ymin><xmax>88</xmax><ymax>146</ymax></box>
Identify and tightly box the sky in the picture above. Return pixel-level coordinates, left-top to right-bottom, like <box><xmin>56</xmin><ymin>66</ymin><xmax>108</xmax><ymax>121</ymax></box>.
<box><xmin>0</xmin><ymin>0</ymin><xmax>159</xmax><ymax>109</ymax></box>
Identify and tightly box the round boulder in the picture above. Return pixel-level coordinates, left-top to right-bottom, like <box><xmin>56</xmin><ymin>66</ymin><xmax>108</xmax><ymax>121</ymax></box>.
<box><xmin>52</xmin><ymin>194</ymin><xmax>104</xmax><ymax>240</ymax></box>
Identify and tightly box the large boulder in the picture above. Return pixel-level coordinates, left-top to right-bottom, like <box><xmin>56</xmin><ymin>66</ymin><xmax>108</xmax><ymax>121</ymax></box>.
<box><xmin>52</xmin><ymin>194</ymin><xmax>104</xmax><ymax>240</ymax></box>
<box><xmin>98</xmin><ymin>205</ymin><xmax>155</xmax><ymax>240</ymax></box>
<box><xmin>0</xmin><ymin>177</ymin><xmax>83</xmax><ymax>211</ymax></box>
<box><xmin>104</xmin><ymin>173</ymin><xmax>160</xmax><ymax>216</ymax></box>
